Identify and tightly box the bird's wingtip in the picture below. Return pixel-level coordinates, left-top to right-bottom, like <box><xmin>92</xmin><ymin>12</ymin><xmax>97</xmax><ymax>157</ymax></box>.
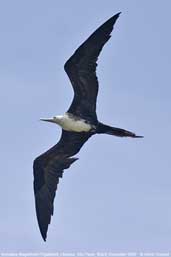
<box><xmin>109</xmin><ymin>12</ymin><xmax>121</xmax><ymax>23</ymax></box>
<box><xmin>41</xmin><ymin>232</ymin><xmax>47</xmax><ymax>242</ymax></box>
<box><xmin>115</xmin><ymin>12</ymin><xmax>122</xmax><ymax>18</ymax></box>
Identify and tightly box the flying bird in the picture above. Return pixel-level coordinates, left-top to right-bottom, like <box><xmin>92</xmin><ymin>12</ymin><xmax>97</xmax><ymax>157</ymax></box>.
<box><xmin>33</xmin><ymin>12</ymin><xmax>143</xmax><ymax>241</ymax></box>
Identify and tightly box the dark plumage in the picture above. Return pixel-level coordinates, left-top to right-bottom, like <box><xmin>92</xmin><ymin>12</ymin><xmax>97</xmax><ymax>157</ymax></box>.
<box><xmin>65</xmin><ymin>13</ymin><xmax>121</xmax><ymax>123</ymax></box>
<box><xmin>33</xmin><ymin>12</ymin><xmax>143</xmax><ymax>241</ymax></box>
<box><xmin>33</xmin><ymin>130</ymin><xmax>92</xmax><ymax>241</ymax></box>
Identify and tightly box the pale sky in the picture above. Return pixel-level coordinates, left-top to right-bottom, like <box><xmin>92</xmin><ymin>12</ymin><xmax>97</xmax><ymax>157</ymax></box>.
<box><xmin>0</xmin><ymin>0</ymin><xmax>171</xmax><ymax>252</ymax></box>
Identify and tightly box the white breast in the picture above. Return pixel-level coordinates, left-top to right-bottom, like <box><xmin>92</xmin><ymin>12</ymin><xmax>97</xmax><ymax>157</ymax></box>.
<box><xmin>60</xmin><ymin>113</ymin><xmax>92</xmax><ymax>132</ymax></box>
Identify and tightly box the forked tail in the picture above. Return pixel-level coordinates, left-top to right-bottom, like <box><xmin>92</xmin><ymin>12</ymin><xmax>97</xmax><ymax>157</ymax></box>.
<box><xmin>96</xmin><ymin>122</ymin><xmax>143</xmax><ymax>138</ymax></box>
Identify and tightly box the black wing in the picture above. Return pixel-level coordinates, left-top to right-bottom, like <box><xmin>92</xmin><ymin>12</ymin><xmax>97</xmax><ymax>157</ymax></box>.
<box><xmin>33</xmin><ymin>130</ymin><xmax>92</xmax><ymax>241</ymax></box>
<box><xmin>64</xmin><ymin>12</ymin><xmax>121</xmax><ymax>123</ymax></box>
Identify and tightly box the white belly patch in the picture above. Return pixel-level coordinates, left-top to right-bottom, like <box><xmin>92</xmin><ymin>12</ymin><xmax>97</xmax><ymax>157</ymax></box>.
<box><xmin>60</xmin><ymin>113</ymin><xmax>92</xmax><ymax>132</ymax></box>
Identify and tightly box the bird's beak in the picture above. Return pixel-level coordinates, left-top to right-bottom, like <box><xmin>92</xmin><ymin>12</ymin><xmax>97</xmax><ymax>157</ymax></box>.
<box><xmin>40</xmin><ymin>118</ymin><xmax>55</xmax><ymax>123</ymax></box>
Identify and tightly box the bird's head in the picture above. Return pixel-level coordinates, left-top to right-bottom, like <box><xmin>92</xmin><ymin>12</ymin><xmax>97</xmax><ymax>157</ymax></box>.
<box><xmin>40</xmin><ymin>115</ymin><xmax>63</xmax><ymax>125</ymax></box>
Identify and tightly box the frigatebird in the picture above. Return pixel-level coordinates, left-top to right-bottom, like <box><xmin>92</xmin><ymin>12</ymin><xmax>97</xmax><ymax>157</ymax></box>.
<box><xmin>33</xmin><ymin>12</ymin><xmax>143</xmax><ymax>241</ymax></box>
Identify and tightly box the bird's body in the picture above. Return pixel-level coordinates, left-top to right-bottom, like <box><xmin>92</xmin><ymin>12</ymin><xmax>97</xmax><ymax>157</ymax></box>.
<box><xmin>33</xmin><ymin>12</ymin><xmax>143</xmax><ymax>241</ymax></box>
<box><xmin>41</xmin><ymin>112</ymin><xmax>95</xmax><ymax>132</ymax></box>
<box><xmin>60</xmin><ymin>113</ymin><xmax>93</xmax><ymax>132</ymax></box>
